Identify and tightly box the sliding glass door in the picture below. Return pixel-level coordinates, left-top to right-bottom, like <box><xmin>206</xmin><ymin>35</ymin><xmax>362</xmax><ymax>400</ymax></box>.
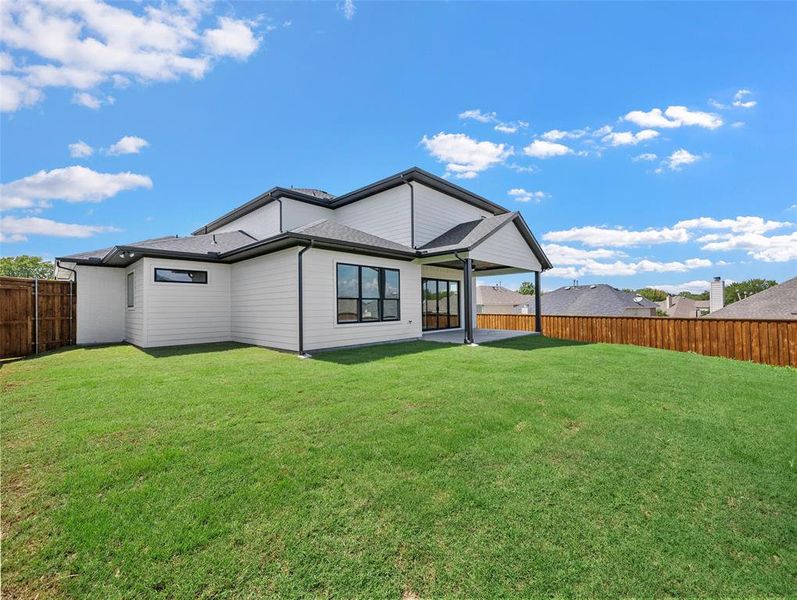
<box><xmin>422</xmin><ymin>278</ymin><xmax>460</xmax><ymax>331</ymax></box>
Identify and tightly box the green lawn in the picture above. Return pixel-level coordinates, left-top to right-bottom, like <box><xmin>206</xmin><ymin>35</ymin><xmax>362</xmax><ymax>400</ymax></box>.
<box><xmin>2</xmin><ymin>336</ymin><xmax>795</xmax><ymax>598</ymax></box>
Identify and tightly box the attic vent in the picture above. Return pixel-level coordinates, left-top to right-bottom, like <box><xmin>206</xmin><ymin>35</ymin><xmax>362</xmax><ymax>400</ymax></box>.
<box><xmin>564</xmin><ymin>286</ymin><xmax>571</xmax><ymax>290</ymax></box>
<box><xmin>590</xmin><ymin>285</ymin><xmax>596</xmax><ymax>289</ymax></box>
<box><xmin>634</xmin><ymin>295</ymin><xmax>644</xmax><ymax>304</ymax></box>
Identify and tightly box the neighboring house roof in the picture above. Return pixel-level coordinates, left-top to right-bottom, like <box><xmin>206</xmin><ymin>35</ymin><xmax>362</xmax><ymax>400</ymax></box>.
<box><xmin>657</xmin><ymin>295</ymin><xmax>711</xmax><ymax>318</ymax></box>
<box><xmin>703</xmin><ymin>277</ymin><xmax>797</xmax><ymax>320</ymax></box>
<box><xmin>191</xmin><ymin>166</ymin><xmax>511</xmax><ymax>236</ymax></box>
<box><xmin>476</xmin><ymin>285</ymin><xmax>534</xmax><ymax>306</ymax></box>
<box><xmin>528</xmin><ymin>284</ymin><xmax>658</xmax><ymax>316</ymax></box>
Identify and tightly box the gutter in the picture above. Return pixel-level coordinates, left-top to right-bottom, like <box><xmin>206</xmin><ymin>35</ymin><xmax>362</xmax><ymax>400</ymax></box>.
<box><xmin>297</xmin><ymin>241</ymin><xmax>314</xmax><ymax>357</ymax></box>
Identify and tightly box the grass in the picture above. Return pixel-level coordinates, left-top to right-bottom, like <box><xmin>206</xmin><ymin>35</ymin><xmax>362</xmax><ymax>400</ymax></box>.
<box><xmin>1</xmin><ymin>336</ymin><xmax>795</xmax><ymax>598</ymax></box>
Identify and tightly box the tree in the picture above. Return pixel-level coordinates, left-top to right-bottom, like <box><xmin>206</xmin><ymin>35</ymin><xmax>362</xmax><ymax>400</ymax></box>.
<box><xmin>517</xmin><ymin>281</ymin><xmax>535</xmax><ymax>296</ymax></box>
<box><xmin>724</xmin><ymin>279</ymin><xmax>777</xmax><ymax>305</ymax></box>
<box><xmin>635</xmin><ymin>287</ymin><xmax>668</xmax><ymax>302</ymax></box>
<box><xmin>679</xmin><ymin>290</ymin><xmax>709</xmax><ymax>300</ymax></box>
<box><xmin>0</xmin><ymin>255</ymin><xmax>55</xmax><ymax>279</ymax></box>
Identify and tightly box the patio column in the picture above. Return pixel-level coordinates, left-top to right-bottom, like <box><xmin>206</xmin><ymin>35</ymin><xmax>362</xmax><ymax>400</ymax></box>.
<box><xmin>534</xmin><ymin>270</ymin><xmax>542</xmax><ymax>334</ymax></box>
<box><xmin>464</xmin><ymin>257</ymin><xmax>474</xmax><ymax>344</ymax></box>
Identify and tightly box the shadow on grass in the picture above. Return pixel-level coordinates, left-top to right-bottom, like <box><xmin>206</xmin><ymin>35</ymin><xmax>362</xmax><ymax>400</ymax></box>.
<box><xmin>140</xmin><ymin>342</ymin><xmax>255</xmax><ymax>359</ymax></box>
<box><xmin>479</xmin><ymin>335</ymin><xmax>590</xmax><ymax>351</ymax></box>
<box><xmin>311</xmin><ymin>340</ymin><xmax>450</xmax><ymax>366</ymax></box>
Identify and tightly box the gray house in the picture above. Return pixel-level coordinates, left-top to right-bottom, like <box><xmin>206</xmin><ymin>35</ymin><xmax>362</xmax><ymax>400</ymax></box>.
<box><xmin>703</xmin><ymin>276</ymin><xmax>797</xmax><ymax>320</ymax></box>
<box><xmin>476</xmin><ymin>285</ymin><xmax>535</xmax><ymax>314</ymax></box>
<box><xmin>55</xmin><ymin>167</ymin><xmax>552</xmax><ymax>353</ymax></box>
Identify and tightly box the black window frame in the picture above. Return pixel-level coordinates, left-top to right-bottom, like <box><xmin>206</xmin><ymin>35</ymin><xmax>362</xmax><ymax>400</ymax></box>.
<box><xmin>153</xmin><ymin>267</ymin><xmax>208</xmax><ymax>284</ymax></box>
<box><xmin>421</xmin><ymin>277</ymin><xmax>460</xmax><ymax>331</ymax></box>
<box><xmin>126</xmin><ymin>272</ymin><xmax>135</xmax><ymax>308</ymax></box>
<box><xmin>336</xmin><ymin>263</ymin><xmax>401</xmax><ymax>324</ymax></box>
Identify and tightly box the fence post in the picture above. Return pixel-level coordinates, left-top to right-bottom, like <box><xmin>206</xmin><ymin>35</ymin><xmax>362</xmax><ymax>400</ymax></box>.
<box><xmin>34</xmin><ymin>277</ymin><xmax>39</xmax><ymax>354</ymax></box>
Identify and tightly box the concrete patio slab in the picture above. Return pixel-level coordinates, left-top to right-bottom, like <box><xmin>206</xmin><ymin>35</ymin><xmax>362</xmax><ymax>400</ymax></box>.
<box><xmin>422</xmin><ymin>328</ymin><xmax>537</xmax><ymax>344</ymax></box>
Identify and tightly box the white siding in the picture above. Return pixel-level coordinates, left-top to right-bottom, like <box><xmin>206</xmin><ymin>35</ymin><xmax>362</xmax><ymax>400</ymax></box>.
<box><xmin>335</xmin><ymin>186</ymin><xmax>412</xmax><ymax>246</ymax></box>
<box><xmin>282</xmin><ymin>199</ymin><xmax>334</xmax><ymax>232</ymax></box>
<box><xmin>215</xmin><ymin>202</ymin><xmax>280</xmax><ymax>239</ymax></box>
<box><xmin>302</xmin><ymin>249</ymin><xmax>421</xmax><ymax>350</ymax></box>
<box><xmin>125</xmin><ymin>260</ymin><xmax>146</xmax><ymax>346</ymax></box>
<box><xmin>414</xmin><ymin>183</ymin><xmax>492</xmax><ymax>247</ymax></box>
<box><xmin>75</xmin><ymin>265</ymin><xmax>125</xmax><ymax>344</ymax></box>
<box><xmin>231</xmin><ymin>248</ymin><xmax>299</xmax><ymax>351</ymax></box>
<box><xmin>143</xmin><ymin>258</ymin><xmax>231</xmax><ymax>347</ymax></box>
<box><xmin>470</xmin><ymin>222</ymin><xmax>542</xmax><ymax>272</ymax></box>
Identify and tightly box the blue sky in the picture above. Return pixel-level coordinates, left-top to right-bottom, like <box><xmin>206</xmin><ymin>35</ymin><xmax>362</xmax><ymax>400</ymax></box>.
<box><xmin>1</xmin><ymin>0</ymin><xmax>795</xmax><ymax>292</ymax></box>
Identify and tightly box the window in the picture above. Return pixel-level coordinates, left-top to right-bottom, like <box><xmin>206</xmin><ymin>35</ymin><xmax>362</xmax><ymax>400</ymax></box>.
<box><xmin>336</xmin><ymin>263</ymin><xmax>400</xmax><ymax>324</ymax></box>
<box><xmin>422</xmin><ymin>278</ymin><xmax>459</xmax><ymax>331</ymax></box>
<box><xmin>127</xmin><ymin>272</ymin><xmax>135</xmax><ymax>308</ymax></box>
<box><xmin>154</xmin><ymin>268</ymin><xmax>208</xmax><ymax>284</ymax></box>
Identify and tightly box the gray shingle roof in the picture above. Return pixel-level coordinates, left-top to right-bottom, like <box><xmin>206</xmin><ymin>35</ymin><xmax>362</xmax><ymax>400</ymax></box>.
<box><xmin>530</xmin><ymin>284</ymin><xmax>658</xmax><ymax>316</ymax></box>
<box><xmin>290</xmin><ymin>220</ymin><xmax>415</xmax><ymax>253</ymax></box>
<box><xmin>292</xmin><ymin>188</ymin><xmax>335</xmax><ymax>200</ymax></box>
<box><xmin>418</xmin><ymin>213</ymin><xmax>518</xmax><ymax>253</ymax></box>
<box><xmin>58</xmin><ymin>231</ymin><xmax>255</xmax><ymax>261</ymax></box>
<box><xmin>476</xmin><ymin>285</ymin><xmax>534</xmax><ymax>306</ymax></box>
<box><xmin>703</xmin><ymin>277</ymin><xmax>797</xmax><ymax>320</ymax></box>
<box><xmin>657</xmin><ymin>296</ymin><xmax>711</xmax><ymax>318</ymax></box>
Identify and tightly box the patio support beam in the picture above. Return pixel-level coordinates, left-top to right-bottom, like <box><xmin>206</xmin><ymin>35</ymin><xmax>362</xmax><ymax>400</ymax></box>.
<box><xmin>534</xmin><ymin>270</ymin><xmax>542</xmax><ymax>334</ymax></box>
<box><xmin>464</xmin><ymin>257</ymin><xmax>474</xmax><ymax>344</ymax></box>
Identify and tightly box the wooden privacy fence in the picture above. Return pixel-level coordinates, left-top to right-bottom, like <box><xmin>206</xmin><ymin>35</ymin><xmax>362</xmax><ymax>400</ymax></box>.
<box><xmin>0</xmin><ymin>277</ymin><xmax>76</xmax><ymax>359</ymax></box>
<box><xmin>476</xmin><ymin>313</ymin><xmax>797</xmax><ymax>368</ymax></box>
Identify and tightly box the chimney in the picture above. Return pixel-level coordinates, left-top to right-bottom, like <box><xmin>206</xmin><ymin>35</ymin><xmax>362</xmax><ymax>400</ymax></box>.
<box><xmin>710</xmin><ymin>277</ymin><xmax>725</xmax><ymax>313</ymax></box>
<box><xmin>664</xmin><ymin>295</ymin><xmax>673</xmax><ymax>309</ymax></box>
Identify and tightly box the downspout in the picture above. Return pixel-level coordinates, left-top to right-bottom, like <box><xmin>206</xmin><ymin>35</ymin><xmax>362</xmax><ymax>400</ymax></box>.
<box><xmin>534</xmin><ymin>271</ymin><xmax>542</xmax><ymax>334</ymax></box>
<box><xmin>400</xmin><ymin>175</ymin><xmax>415</xmax><ymax>248</ymax></box>
<box><xmin>276</xmin><ymin>196</ymin><xmax>283</xmax><ymax>233</ymax></box>
<box><xmin>56</xmin><ymin>261</ymin><xmax>78</xmax><ymax>345</ymax></box>
<box><xmin>455</xmin><ymin>252</ymin><xmax>474</xmax><ymax>344</ymax></box>
<box><xmin>297</xmin><ymin>241</ymin><xmax>314</xmax><ymax>357</ymax></box>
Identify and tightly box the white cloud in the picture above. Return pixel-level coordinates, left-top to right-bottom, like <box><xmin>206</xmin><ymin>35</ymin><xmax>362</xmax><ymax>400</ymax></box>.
<box><xmin>543</xmin><ymin>244</ymin><xmax>625</xmax><ymax>264</ymax></box>
<box><xmin>700</xmin><ymin>231</ymin><xmax>797</xmax><ymax>262</ymax></box>
<box><xmin>547</xmin><ymin>257</ymin><xmax>711</xmax><ymax>279</ymax></box>
<box><xmin>494</xmin><ymin>120</ymin><xmax>529</xmax><ymax>134</ymax></box>
<box><xmin>338</xmin><ymin>0</ymin><xmax>356</xmax><ymax>20</ymax></box>
<box><xmin>0</xmin><ymin>215</ymin><xmax>118</xmax><ymax>242</ymax></box>
<box><xmin>708</xmin><ymin>99</ymin><xmax>728</xmax><ymax>110</ymax></box>
<box><xmin>71</xmin><ymin>91</ymin><xmax>111</xmax><ymax>109</ymax></box>
<box><xmin>0</xmin><ymin>0</ymin><xmax>264</xmax><ymax>112</ymax></box>
<box><xmin>541</xmin><ymin>128</ymin><xmax>588</xmax><ymax>141</ymax></box>
<box><xmin>523</xmin><ymin>139</ymin><xmax>573</xmax><ymax>159</ymax></box>
<box><xmin>646</xmin><ymin>280</ymin><xmax>716</xmax><ymax>295</ymax></box>
<box><xmin>420</xmin><ymin>132</ymin><xmax>513</xmax><ymax>179</ymax></box>
<box><xmin>732</xmin><ymin>89</ymin><xmax>756</xmax><ymax>108</ymax></box>
<box><xmin>458</xmin><ymin>109</ymin><xmax>496</xmax><ymax>123</ymax></box>
<box><xmin>544</xmin><ymin>225</ymin><xmax>690</xmax><ymax>247</ymax></box>
<box><xmin>675</xmin><ymin>216</ymin><xmax>791</xmax><ymax>235</ymax></box>
<box><xmin>0</xmin><ymin>165</ymin><xmax>152</xmax><ymax>210</ymax></box>
<box><xmin>202</xmin><ymin>17</ymin><xmax>261</xmax><ymax>60</ymax></box>
<box><xmin>602</xmin><ymin>129</ymin><xmax>659</xmax><ymax>147</ymax></box>
<box><xmin>107</xmin><ymin>135</ymin><xmax>149</xmax><ymax>155</ymax></box>
<box><xmin>624</xmin><ymin>106</ymin><xmax>723</xmax><ymax>129</ymax></box>
<box><xmin>731</xmin><ymin>121</ymin><xmax>745</xmax><ymax>128</ymax></box>
<box><xmin>508</xmin><ymin>188</ymin><xmax>547</xmax><ymax>203</ymax></box>
<box><xmin>661</xmin><ymin>148</ymin><xmax>701</xmax><ymax>171</ymax></box>
<box><xmin>507</xmin><ymin>162</ymin><xmax>539</xmax><ymax>174</ymax></box>
<box><xmin>68</xmin><ymin>140</ymin><xmax>93</xmax><ymax>158</ymax></box>
<box><xmin>632</xmin><ymin>153</ymin><xmax>657</xmax><ymax>162</ymax></box>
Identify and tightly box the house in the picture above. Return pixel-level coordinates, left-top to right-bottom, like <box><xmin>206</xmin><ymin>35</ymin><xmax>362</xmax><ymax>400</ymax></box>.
<box><xmin>519</xmin><ymin>284</ymin><xmax>658</xmax><ymax>317</ymax></box>
<box><xmin>55</xmin><ymin>167</ymin><xmax>552</xmax><ymax>353</ymax></box>
<box><xmin>476</xmin><ymin>285</ymin><xmax>535</xmax><ymax>314</ymax></box>
<box><xmin>657</xmin><ymin>295</ymin><xmax>711</xmax><ymax>318</ymax></box>
<box><xmin>703</xmin><ymin>276</ymin><xmax>797</xmax><ymax>320</ymax></box>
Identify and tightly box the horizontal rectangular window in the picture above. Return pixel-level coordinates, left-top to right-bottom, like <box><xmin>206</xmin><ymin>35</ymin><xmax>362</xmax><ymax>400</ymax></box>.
<box><xmin>336</xmin><ymin>263</ymin><xmax>400</xmax><ymax>324</ymax></box>
<box><xmin>154</xmin><ymin>268</ymin><xmax>208</xmax><ymax>284</ymax></box>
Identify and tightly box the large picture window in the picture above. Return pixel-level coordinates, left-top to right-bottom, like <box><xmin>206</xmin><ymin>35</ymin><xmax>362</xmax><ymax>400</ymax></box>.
<box><xmin>336</xmin><ymin>263</ymin><xmax>400</xmax><ymax>324</ymax></box>
<box><xmin>154</xmin><ymin>268</ymin><xmax>208</xmax><ymax>284</ymax></box>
